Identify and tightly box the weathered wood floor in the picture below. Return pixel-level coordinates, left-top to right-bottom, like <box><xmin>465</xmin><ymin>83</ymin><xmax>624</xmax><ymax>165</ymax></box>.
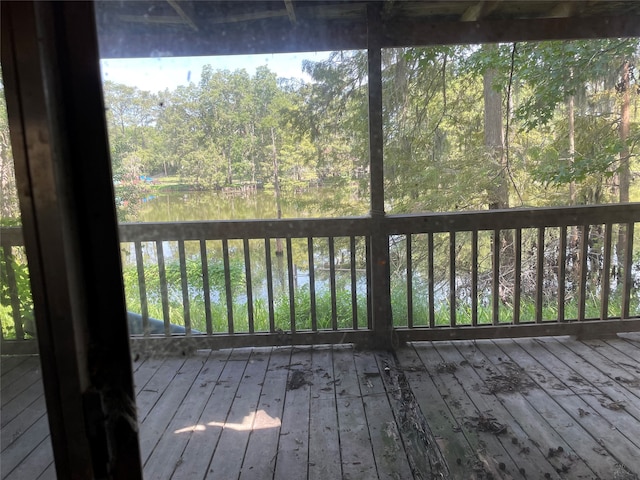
<box><xmin>2</xmin><ymin>333</ymin><xmax>640</xmax><ymax>479</ymax></box>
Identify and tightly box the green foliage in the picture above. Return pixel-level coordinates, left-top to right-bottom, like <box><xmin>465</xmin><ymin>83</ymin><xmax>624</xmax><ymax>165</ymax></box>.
<box><xmin>122</xmin><ymin>258</ymin><xmax>369</xmax><ymax>333</ymax></box>
<box><xmin>0</xmin><ymin>246</ymin><xmax>33</xmax><ymax>339</ymax></box>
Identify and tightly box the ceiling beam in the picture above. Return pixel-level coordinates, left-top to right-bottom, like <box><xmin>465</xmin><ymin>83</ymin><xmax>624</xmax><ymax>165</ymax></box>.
<box><xmin>383</xmin><ymin>14</ymin><xmax>640</xmax><ymax>48</ymax></box>
<box><xmin>116</xmin><ymin>14</ymin><xmax>187</xmax><ymax>26</ymax></box>
<box><xmin>461</xmin><ymin>2</ymin><xmax>485</xmax><ymax>22</ymax></box>
<box><xmin>167</xmin><ymin>0</ymin><xmax>198</xmax><ymax>31</ymax></box>
<box><xmin>204</xmin><ymin>9</ymin><xmax>288</xmax><ymax>25</ymax></box>
<box><xmin>284</xmin><ymin>0</ymin><xmax>296</xmax><ymax>24</ymax></box>
<box><xmin>461</xmin><ymin>0</ymin><xmax>501</xmax><ymax>22</ymax></box>
<box><xmin>548</xmin><ymin>2</ymin><xmax>575</xmax><ymax>18</ymax></box>
<box><xmin>98</xmin><ymin>14</ymin><xmax>640</xmax><ymax>59</ymax></box>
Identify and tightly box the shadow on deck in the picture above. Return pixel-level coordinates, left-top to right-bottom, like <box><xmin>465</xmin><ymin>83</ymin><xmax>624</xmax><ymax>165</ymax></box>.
<box><xmin>2</xmin><ymin>334</ymin><xmax>640</xmax><ymax>479</ymax></box>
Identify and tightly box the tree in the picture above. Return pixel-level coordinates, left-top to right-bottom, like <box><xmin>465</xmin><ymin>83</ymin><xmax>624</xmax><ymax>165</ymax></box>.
<box><xmin>0</xmin><ymin>72</ymin><xmax>19</xmax><ymax>220</ymax></box>
<box><xmin>514</xmin><ymin>39</ymin><xmax>639</xmax><ymax>205</ymax></box>
<box><xmin>481</xmin><ymin>44</ymin><xmax>509</xmax><ymax>211</ymax></box>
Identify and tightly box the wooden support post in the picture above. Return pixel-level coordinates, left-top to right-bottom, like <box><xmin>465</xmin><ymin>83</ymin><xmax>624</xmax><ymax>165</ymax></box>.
<box><xmin>1</xmin><ymin>2</ymin><xmax>142</xmax><ymax>478</ymax></box>
<box><xmin>367</xmin><ymin>4</ymin><xmax>392</xmax><ymax>350</ymax></box>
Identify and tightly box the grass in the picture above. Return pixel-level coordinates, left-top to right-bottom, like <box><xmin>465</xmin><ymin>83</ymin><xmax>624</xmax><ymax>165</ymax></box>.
<box><xmin>149</xmin><ymin>175</ymin><xmax>197</xmax><ymax>192</ymax></box>
<box><xmin>3</xmin><ymin>253</ymin><xmax>638</xmax><ymax>339</ymax></box>
<box><xmin>120</xmin><ymin>262</ymin><xmax>639</xmax><ymax>336</ymax></box>
<box><xmin>124</xmin><ymin>281</ymin><xmax>369</xmax><ymax>334</ymax></box>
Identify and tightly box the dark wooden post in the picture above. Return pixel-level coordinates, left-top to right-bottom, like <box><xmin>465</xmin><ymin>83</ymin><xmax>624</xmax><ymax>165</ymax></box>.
<box><xmin>1</xmin><ymin>2</ymin><xmax>142</xmax><ymax>478</ymax></box>
<box><xmin>367</xmin><ymin>4</ymin><xmax>393</xmax><ymax>349</ymax></box>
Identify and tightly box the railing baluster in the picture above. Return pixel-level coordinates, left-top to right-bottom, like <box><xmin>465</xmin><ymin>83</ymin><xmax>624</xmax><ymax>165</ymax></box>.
<box><xmin>222</xmin><ymin>239</ymin><xmax>234</xmax><ymax>334</ymax></box>
<box><xmin>366</xmin><ymin>236</ymin><xmax>372</xmax><ymax>330</ymax></box>
<box><xmin>178</xmin><ymin>240</ymin><xmax>191</xmax><ymax>335</ymax></box>
<box><xmin>428</xmin><ymin>232</ymin><xmax>435</xmax><ymax>328</ymax></box>
<box><xmin>577</xmin><ymin>225</ymin><xmax>589</xmax><ymax>321</ymax></box>
<box><xmin>513</xmin><ymin>229</ymin><xmax>522</xmax><ymax>324</ymax></box>
<box><xmin>134</xmin><ymin>241</ymin><xmax>149</xmax><ymax>336</ymax></box>
<box><xmin>622</xmin><ymin>222</ymin><xmax>634</xmax><ymax>319</ymax></box>
<box><xmin>558</xmin><ymin>226</ymin><xmax>567</xmax><ymax>322</ymax></box>
<box><xmin>471</xmin><ymin>230</ymin><xmax>478</xmax><ymax>327</ymax></box>
<box><xmin>1</xmin><ymin>242</ymin><xmax>25</xmax><ymax>340</ymax></box>
<box><xmin>200</xmin><ymin>239</ymin><xmax>212</xmax><ymax>335</ymax></box>
<box><xmin>308</xmin><ymin>237</ymin><xmax>317</xmax><ymax>331</ymax></box>
<box><xmin>243</xmin><ymin>238</ymin><xmax>254</xmax><ymax>334</ymax></box>
<box><xmin>155</xmin><ymin>240</ymin><xmax>171</xmax><ymax>336</ymax></box>
<box><xmin>350</xmin><ymin>236</ymin><xmax>358</xmax><ymax>330</ymax></box>
<box><xmin>407</xmin><ymin>234</ymin><xmax>413</xmax><ymax>328</ymax></box>
<box><xmin>286</xmin><ymin>237</ymin><xmax>296</xmax><ymax>333</ymax></box>
<box><xmin>492</xmin><ymin>229</ymin><xmax>500</xmax><ymax>325</ymax></box>
<box><xmin>328</xmin><ymin>237</ymin><xmax>338</xmax><ymax>331</ymax></box>
<box><xmin>449</xmin><ymin>231</ymin><xmax>456</xmax><ymax>327</ymax></box>
<box><xmin>600</xmin><ymin>223</ymin><xmax>612</xmax><ymax>320</ymax></box>
<box><xmin>265</xmin><ymin>238</ymin><xmax>275</xmax><ymax>333</ymax></box>
<box><xmin>535</xmin><ymin>228</ymin><xmax>545</xmax><ymax>323</ymax></box>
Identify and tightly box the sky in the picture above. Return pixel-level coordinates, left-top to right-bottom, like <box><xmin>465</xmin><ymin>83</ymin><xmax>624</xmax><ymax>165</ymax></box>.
<box><xmin>100</xmin><ymin>52</ymin><xmax>330</xmax><ymax>93</ymax></box>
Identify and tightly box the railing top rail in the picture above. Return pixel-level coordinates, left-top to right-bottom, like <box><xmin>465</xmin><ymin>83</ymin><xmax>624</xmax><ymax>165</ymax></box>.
<box><xmin>386</xmin><ymin>203</ymin><xmax>640</xmax><ymax>234</ymax></box>
<box><xmin>117</xmin><ymin>216</ymin><xmax>373</xmax><ymax>242</ymax></box>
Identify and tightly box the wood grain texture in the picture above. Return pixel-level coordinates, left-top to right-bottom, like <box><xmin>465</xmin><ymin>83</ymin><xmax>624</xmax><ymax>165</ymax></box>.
<box><xmin>3</xmin><ymin>334</ymin><xmax>640</xmax><ymax>479</ymax></box>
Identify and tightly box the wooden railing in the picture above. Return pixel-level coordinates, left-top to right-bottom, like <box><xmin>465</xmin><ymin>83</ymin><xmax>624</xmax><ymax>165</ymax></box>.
<box><xmin>386</xmin><ymin>205</ymin><xmax>639</xmax><ymax>342</ymax></box>
<box><xmin>1</xmin><ymin>204</ymin><xmax>639</xmax><ymax>354</ymax></box>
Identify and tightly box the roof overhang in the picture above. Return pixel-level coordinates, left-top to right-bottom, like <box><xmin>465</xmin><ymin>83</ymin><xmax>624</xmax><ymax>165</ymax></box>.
<box><xmin>95</xmin><ymin>1</ymin><xmax>640</xmax><ymax>58</ymax></box>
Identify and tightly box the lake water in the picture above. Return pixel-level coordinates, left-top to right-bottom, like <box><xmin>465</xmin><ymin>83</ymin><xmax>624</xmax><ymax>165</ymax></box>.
<box><xmin>135</xmin><ymin>185</ymin><xmax>368</xmax><ymax>222</ymax></box>
<box><xmin>122</xmin><ymin>187</ymin><xmax>373</xmax><ymax>322</ymax></box>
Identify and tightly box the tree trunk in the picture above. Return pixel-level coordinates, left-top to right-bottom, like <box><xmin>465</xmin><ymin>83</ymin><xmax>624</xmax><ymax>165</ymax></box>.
<box><xmin>616</xmin><ymin>60</ymin><xmax>631</xmax><ymax>271</ymax></box>
<box><xmin>483</xmin><ymin>54</ymin><xmax>508</xmax><ymax>211</ymax></box>
<box><xmin>226</xmin><ymin>151</ymin><xmax>232</xmax><ymax>185</ymax></box>
<box><xmin>0</xmin><ymin>129</ymin><xmax>18</xmax><ymax>219</ymax></box>
<box><xmin>567</xmin><ymin>91</ymin><xmax>576</xmax><ymax>206</ymax></box>
<box><xmin>567</xmin><ymin>89</ymin><xmax>581</xmax><ymax>274</ymax></box>
<box><xmin>271</xmin><ymin>127</ymin><xmax>283</xmax><ymax>255</ymax></box>
<box><xmin>618</xmin><ymin>60</ymin><xmax>631</xmax><ymax>205</ymax></box>
<box><xmin>483</xmin><ymin>46</ymin><xmax>513</xmax><ymax>303</ymax></box>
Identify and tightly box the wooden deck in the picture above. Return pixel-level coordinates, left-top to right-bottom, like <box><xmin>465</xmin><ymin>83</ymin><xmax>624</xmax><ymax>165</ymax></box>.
<box><xmin>2</xmin><ymin>334</ymin><xmax>640</xmax><ymax>479</ymax></box>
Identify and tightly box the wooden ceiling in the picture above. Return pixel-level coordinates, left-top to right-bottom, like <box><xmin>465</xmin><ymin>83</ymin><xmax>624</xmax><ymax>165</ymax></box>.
<box><xmin>95</xmin><ymin>1</ymin><xmax>640</xmax><ymax>58</ymax></box>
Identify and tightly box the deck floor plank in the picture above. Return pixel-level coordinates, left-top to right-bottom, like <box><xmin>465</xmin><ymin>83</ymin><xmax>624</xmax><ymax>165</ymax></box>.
<box><xmin>1</xmin><ymin>357</ymin><xmax>41</xmax><ymax>408</ymax></box>
<box><xmin>468</xmin><ymin>339</ymin><xmax>597</xmax><ymax>479</ymax></box>
<box><xmin>170</xmin><ymin>348</ymin><xmax>251</xmax><ymax>480</ymax></box>
<box><xmin>205</xmin><ymin>348</ymin><xmax>272</xmax><ymax>480</ymax></box>
<box><xmin>307</xmin><ymin>346</ymin><xmax>341</xmax><ymax>480</ymax></box>
<box><xmin>333</xmin><ymin>346</ymin><xmax>378</xmax><ymax>480</ymax></box>
<box><xmin>0</xmin><ymin>356</ymin><xmax>29</xmax><ymax>378</ymax></box>
<box><xmin>36</xmin><ymin>462</ymin><xmax>55</xmax><ymax>480</ymax></box>
<box><xmin>133</xmin><ymin>357</ymin><xmax>168</xmax><ymax>395</ymax></box>
<box><xmin>541</xmin><ymin>337</ymin><xmax>640</xmax><ymax>427</ymax></box>
<box><xmin>1</xmin><ymin>376</ymin><xmax>44</xmax><ymax>428</ymax></box>
<box><xmin>136</xmin><ymin>357</ymin><xmax>188</xmax><ymax>422</ymax></box>
<box><xmin>435</xmin><ymin>341</ymin><xmax>554</xmax><ymax>478</ymax></box>
<box><xmin>1</xmin><ymin>388</ymin><xmax>46</xmax><ymax>452</ymax></box>
<box><xmin>611</xmin><ymin>333</ymin><xmax>640</xmax><ymax>359</ymax></box>
<box><xmin>143</xmin><ymin>349</ymin><xmax>229</xmax><ymax>480</ymax></box>
<box><xmin>272</xmin><ymin>347</ymin><xmax>312</xmax><ymax>480</ymax></box>
<box><xmin>510</xmin><ymin>337</ymin><xmax>640</xmax><ymax>472</ymax></box>
<box><xmin>411</xmin><ymin>341</ymin><xmax>518</xmax><ymax>478</ymax></box>
<box><xmin>140</xmin><ymin>354</ymin><xmax>210</xmax><ymax>465</ymax></box>
<box><xmin>571</xmin><ymin>338</ymin><xmax>640</xmax><ymax>400</ymax></box>
<box><xmin>499</xmin><ymin>338</ymin><xmax>638</xmax><ymax>477</ymax></box>
<box><xmin>0</xmin><ymin>414</ymin><xmax>51</xmax><ymax>478</ymax></box>
<box><xmin>394</xmin><ymin>345</ymin><xmax>474</xmax><ymax>478</ymax></box>
<box><xmin>3</xmin><ymin>337</ymin><xmax>640</xmax><ymax>480</ymax></box>
<box><xmin>3</xmin><ymin>436</ymin><xmax>52</xmax><ymax>480</ymax></box>
<box><xmin>354</xmin><ymin>350</ymin><xmax>413</xmax><ymax>480</ymax></box>
<box><xmin>239</xmin><ymin>347</ymin><xmax>291</xmax><ymax>480</ymax></box>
